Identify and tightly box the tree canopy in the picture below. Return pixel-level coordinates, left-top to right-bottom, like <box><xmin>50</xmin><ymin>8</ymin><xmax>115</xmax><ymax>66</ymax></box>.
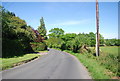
<box><xmin>48</xmin><ymin>28</ymin><xmax>64</xmax><ymax>38</ymax></box>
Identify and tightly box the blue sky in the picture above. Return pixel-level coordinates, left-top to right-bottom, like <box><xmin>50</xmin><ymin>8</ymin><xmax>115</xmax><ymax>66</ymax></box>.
<box><xmin>2</xmin><ymin>2</ymin><xmax>118</xmax><ymax>39</ymax></box>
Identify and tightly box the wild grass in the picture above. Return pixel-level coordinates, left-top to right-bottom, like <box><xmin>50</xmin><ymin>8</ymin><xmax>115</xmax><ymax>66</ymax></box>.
<box><xmin>100</xmin><ymin>46</ymin><xmax>119</xmax><ymax>56</ymax></box>
<box><xmin>99</xmin><ymin>46</ymin><xmax>119</xmax><ymax>77</ymax></box>
<box><xmin>64</xmin><ymin>46</ymin><xmax>119</xmax><ymax>79</ymax></box>
<box><xmin>1</xmin><ymin>54</ymin><xmax>40</xmax><ymax>70</ymax></box>
<box><xmin>64</xmin><ymin>50</ymin><xmax>110</xmax><ymax>79</ymax></box>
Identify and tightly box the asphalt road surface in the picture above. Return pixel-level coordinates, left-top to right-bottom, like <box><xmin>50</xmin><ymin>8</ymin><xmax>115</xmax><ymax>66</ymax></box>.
<box><xmin>2</xmin><ymin>49</ymin><xmax>91</xmax><ymax>79</ymax></box>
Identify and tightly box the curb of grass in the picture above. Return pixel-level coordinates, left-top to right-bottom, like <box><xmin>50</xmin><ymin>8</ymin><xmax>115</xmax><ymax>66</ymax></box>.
<box><xmin>2</xmin><ymin>54</ymin><xmax>40</xmax><ymax>71</ymax></box>
<box><xmin>12</xmin><ymin>56</ymin><xmax>40</xmax><ymax>67</ymax></box>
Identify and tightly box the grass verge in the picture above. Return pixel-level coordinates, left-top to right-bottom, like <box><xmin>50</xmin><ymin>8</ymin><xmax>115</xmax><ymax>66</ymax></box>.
<box><xmin>0</xmin><ymin>54</ymin><xmax>40</xmax><ymax>71</ymax></box>
<box><xmin>90</xmin><ymin>46</ymin><xmax>119</xmax><ymax>77</ymax></box>
<box><xmin>64</xmin><ymin>50</ymin><xmax>111</xmax><ymax>79</ymax></box>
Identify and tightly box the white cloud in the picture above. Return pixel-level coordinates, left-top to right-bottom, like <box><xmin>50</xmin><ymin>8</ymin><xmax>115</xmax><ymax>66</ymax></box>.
<box><xmin>50</xmin><ymin>19</ymin><xmax>91</xmax><ymax>26</ymax></box>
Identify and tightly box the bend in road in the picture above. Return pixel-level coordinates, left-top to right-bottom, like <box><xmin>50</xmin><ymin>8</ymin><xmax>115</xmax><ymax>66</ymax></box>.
<box><xmin>2</xmin><ymin>49</ymin><xmax>91</xmax><ymax>79</ymax></box>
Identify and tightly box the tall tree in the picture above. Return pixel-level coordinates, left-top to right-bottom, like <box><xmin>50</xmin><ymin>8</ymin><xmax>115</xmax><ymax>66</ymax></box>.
<box><xmin>48</xmin><ymin>28</ymin><xmax>64</xmax><ymax>38</ymax></box>
<box><xmin>37</xmin><ymin>17</ymin><xmax>47</xmax><ymax>39</ymax></box>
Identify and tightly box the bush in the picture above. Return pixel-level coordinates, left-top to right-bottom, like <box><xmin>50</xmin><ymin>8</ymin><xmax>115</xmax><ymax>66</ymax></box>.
<box><xmin>2</xmin><ymin>39</ymin><xmax>32</xmax><ymax>58</ymax></box>
<box><xmin>46</xmin><ymin>37</ymin><xmax>64</xmax><ymax>49</ymax></box>
<box><xmin>98</xmin><ymin>52</ymin><xmax>118</xmax><ymax>76</ymax></box>
<box><xmin>31</xmin><ymin>42</ymin><xmax>47</xmax><ymax>51</ymax></box>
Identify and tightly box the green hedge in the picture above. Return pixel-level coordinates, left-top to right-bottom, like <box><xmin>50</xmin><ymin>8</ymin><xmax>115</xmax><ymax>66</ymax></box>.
<box><xmin>30</xmin><ymin>42</ymin><xmax>47</xmax><ymax>51</ymax></box>
<box><xmin>2</xmin><ymin>39</ymin><xmax>33</xmax><ymax>58</ymax></box>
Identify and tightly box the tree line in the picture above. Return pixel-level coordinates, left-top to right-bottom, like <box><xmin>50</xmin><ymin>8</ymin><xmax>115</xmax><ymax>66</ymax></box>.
<box><xmin>47</xmin><ymin>28</ymin><xmax>119</xmax><ymax>53</ymax></box>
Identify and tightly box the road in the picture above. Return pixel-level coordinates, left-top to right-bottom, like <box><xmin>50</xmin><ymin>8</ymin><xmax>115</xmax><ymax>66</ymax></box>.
<box><xmin>2</xmin><ymin>49</ymin><xmax>91</xmax><ymax>79</ymax></box>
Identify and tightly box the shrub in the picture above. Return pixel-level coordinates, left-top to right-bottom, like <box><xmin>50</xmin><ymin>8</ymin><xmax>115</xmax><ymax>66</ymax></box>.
<box><xmin>2</xmin><ymin>38</ymin><xmax>34</xmax><ymax>58</ymax></box>
<box><xmin>46</xmin><ymin>37</ymin><xmax>64</xmax><ymax>49</ymax></box>
<box><xmin>31</xmin><ymin>42</ymin><xmax>47</xmax><ymax>51</ymax></box>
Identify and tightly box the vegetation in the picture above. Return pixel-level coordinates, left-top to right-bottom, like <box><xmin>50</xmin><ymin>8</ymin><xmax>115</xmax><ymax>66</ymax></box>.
<box><xmin>64</xmin><ymin>46</ymin><xmax>119</xmax><ymax>79</ymax></box>
<box><xmin>2</xmin><ymin>7</ymin><xmax>33</xmax><ymax>57</ymax></box>
<box><xmin>64</xmin><ymin>50</ymin><xmax>111</xmax><ymax>79</ymax></box>
<box><xmin>47</xmin><ymin>29</ymin><xmax>106</xmax><ymax>53</ymax></box>
<box><xmin>2</xmin><ymin>6</ymin><xmax>47</xmax><ymax>58</ymax></box>
<box><xmin>48</xmin><ymin>28</ymin><xmax>64</xmax><ymax>38</ymax></box>
<box><xmin>105</xmin><ymin>39</ymin><xmax>120</xmax><ymax>46</ymax></box>
<box><xmin>30</xmin><ymin>42</ymin><xmax>47</xmax><ymax>52</ymax></box>
<box><xmin>1</xmin><ymin>54</ymin><xmax>40</xmax><ymax>70</ymax></box>
<box><xmin>99</xmin><ymin>46</ymin><xmax>119</xmax><ymax>77</ymax></box>
<box><xmin>37</xmin><ymin>17</ymin><xmax>47</xmax><ymax>40</ymax></box>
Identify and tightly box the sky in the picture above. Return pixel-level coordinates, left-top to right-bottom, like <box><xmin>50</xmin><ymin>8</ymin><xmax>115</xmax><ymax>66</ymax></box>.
<box><xmin>2</xmin><ymin>2</ymin><xmax>118</xmax><ymax>39</ymax></box>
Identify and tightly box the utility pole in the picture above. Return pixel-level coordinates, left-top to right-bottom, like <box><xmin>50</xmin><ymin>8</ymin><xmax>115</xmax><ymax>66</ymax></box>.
<box><xmin>96</xmin><ymin>0</ymin><xmax>100</xmax><ymax>56</ymax></box>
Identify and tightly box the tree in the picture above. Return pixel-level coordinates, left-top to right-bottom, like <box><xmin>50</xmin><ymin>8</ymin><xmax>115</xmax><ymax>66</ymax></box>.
<box><xmin>48</xmin><ymin>28</ymin><xmax>64</xmax><ymax>38</ymax></box>
<box><xmin>88</xmin><ymin>32</ymin><xmax>96</xmax><ymax>47</ymax></box>
<box><xmin>46</xmin><ymin>37</ymin><xmax>64</xmax><ymax>48</ymax></box>
<box><xmin>37</xmin><ymin>17</ymin><xmax>47</xmax><ymax>39</ymax></box>
<box><xmin>70</xmin><ymin>33</ymin><xmax>90</xmax><ymax>52</ymax></box>
<box><xmin>99</xmin><ymin>34</ymin><xmax>105</xmax><ymax>46</ymax></box>
<box><xmin>61</xmin><ymin>33</ymin><xmax>77</xmax><ymax>42</ymax></box>
<box><xmin>105</xmin><ymin>39</ymin><xmax>120</xmax><ymax>46</ymax></box>
<box><xmin>2</xmin><ymin>7</ymin><xmax>34</xmax><ymax>57</ymax></box>
<box><xmin>32</xmin><ymin>29</ymin><xmax>43</xmax><ymax>42</ymax></box>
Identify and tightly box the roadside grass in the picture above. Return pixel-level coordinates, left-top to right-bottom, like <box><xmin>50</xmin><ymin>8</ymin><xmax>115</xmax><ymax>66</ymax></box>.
<box><xmin>64</xmin><ymin>50</ymin><xmax>111</xmax><ymax>79</ymax></box>
<box><xmin>99</xmin><ymin>46</ymin><xmax>119</xmax><ymax>77</ymax></box>
<box><xmin>1</xmin><ymin>54</ymin><xmax>40</xmax><ymax>71</ymax></box>
<box><xmin>91</xmin><ymin>46</ymin><xmax>119</xmax><ymax>77</ymax></box>
<box><xmin>63</xmin><ymin>46</ymin><xmax>119</xmax><ymax>79</ymax></box>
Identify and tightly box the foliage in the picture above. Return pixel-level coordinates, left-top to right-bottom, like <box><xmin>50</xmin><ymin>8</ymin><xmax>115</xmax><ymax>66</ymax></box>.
<box><xmin>37</xmin><ymin>17</ymin><xmax>47</xmax><ymax>39</ymax></box>
<box><xmin>48</xmin><ymin>28</ymin><xmax>64</xmax><ymax>38</ymax></box>
<box><xmin>46</xmin><ymin>37</ymin><xmax>64</xmax><ymax>49</ymax></box>
<box><xmin>59</xmin><ymin>33</ymin><xmax>77</xmax><ymax>50</ymax></box>
<box><xmin>61</xmin><ymin>33</ymin><xmax>77</xmax><ymax>41</ymax></box>
<box><xmin>30</xmin><ymin>42</ymin><xmax>47</xmax><ymax>51</ymax></box>
<box><xmin>26</xmin><ymin>26</ymin><xmax>37</xmax><ymax>41</ymax></box>
<box><xmin>2</xmin><ymin>39</ymin><xmax>24</xmax><ymax>58</ymax></box>
<box><xmin>71</xmin><ymin>34</ymin><xmax>89</xmax><ymax>52</ymax></box>
<box><xmin>105</xmin><ymin>39</ymin><xmax>120</xmax><ymax>46</ymax></box>
<box><xmin>66</xmin><ymin>33</ymin><xmax>91</xmax><ymax>53</ymax></box>
<box><xmin>2</xmin><ymin>7</ymin><xmax>44</xmax><ymax>57</ymax></box>
<box><xmin>32</xmin><ymin>29</ymin><xmax>43</xmax><ymax>42</ymax></box>
<box><xmin>48</xmin><ymin>28</ymin><xmax>106</xmax><ymax>53</ymax></box>
<box><xmin>99</xmin><ymin>34</ymin><xmax>105</xmax><ymax>45</ymax></box>
<box><xmin>88</xmin><ymin>32</ymin><xmax>96</xmax><ymax>47</ymax></box>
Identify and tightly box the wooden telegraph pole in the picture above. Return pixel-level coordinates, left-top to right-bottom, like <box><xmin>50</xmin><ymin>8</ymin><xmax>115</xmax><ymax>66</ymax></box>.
<box><xmin>96</xmin><ymin>0</ymin><xmax>100</xmax><ymax>56</ymax></box>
